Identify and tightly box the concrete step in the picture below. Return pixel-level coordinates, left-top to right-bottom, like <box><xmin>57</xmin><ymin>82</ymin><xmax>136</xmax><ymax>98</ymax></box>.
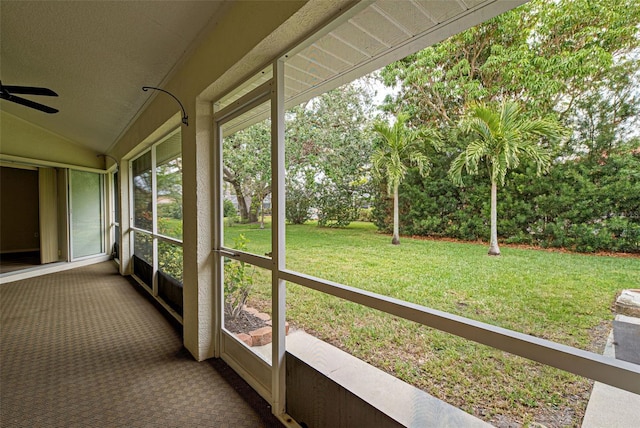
<box><xmin>582</xmin><ymin>315</ymin><xmax>640</xmax><ymax>428</ymax></box>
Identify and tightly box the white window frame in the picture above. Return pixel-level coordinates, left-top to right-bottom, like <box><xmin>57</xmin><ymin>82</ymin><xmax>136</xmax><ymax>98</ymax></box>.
<box><xmin>129</xmin><ymin>128</ymin><xmax>184</xmax><ymax>323</ymax></box>
<box><xmin>108</xmin><ymin>166</ymin><xmax>120</xmax><ymax>264</ymax></box>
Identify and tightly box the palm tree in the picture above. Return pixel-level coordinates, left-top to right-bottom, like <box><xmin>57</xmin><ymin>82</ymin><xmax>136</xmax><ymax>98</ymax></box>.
<box><xmin>372</xmin><ymin>114</ymin><xmax>440</xmax><ymax>245</ymax></box>
<box><xmin>449</xmin><ymin>101</ymin><xmax>561</xmax><ymax>255</ymax></box>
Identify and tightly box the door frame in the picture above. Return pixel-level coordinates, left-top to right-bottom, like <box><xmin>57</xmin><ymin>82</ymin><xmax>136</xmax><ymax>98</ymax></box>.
<box><xmin>212</xmin><ymin>60</ymin><xmax>287</xmax><ymax>411</ymax></box>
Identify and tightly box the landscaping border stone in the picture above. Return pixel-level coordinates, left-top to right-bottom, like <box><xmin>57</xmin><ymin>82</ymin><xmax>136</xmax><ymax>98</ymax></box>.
<box><xmin>235</xmin><ymin>307</ymin><xmax>289</xmax><ymax>347</ymax></box>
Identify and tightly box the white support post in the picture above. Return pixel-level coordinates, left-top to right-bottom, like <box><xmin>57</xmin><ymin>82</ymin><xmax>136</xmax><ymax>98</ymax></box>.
<box><xmin>212</xmin><ymin>101</ymin><xmax>224</xmax><ymax>359</ymax></box>
<box><xmin>120</xmin><ymin>159</ymin><xmax>133</xmax><ymax>275</ymax></box>
<box><xmin>271</xmin><ymin>58</ymin><xmax>287</xmax><ymax>417</ymax></box>
<box><xmin>182</xmin><ymin>99</ymin><xmax>215</xmax><ymax>361</ymax></box>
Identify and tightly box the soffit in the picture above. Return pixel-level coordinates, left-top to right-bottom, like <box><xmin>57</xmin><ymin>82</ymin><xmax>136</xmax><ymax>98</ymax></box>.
<box><xmin>0</xmin><ymin>1</ymin><xmax>227</xmax><ymax>153</ymax></box>
<box><xmin>221</xmin><ymin>0</ymin><xmax>527</xmax><ymax>135</ymax></box>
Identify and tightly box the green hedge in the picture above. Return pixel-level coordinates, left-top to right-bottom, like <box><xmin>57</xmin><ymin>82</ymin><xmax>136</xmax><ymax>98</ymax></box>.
<box><xmin>373</xmin><ymin>147</ymin><xmax>640</xmax><ymax>253</ymax></box>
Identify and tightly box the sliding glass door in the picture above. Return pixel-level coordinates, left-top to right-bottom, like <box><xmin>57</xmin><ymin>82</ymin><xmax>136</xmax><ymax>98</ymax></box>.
<box><xmin>69</xmin><ymin>170</ymin><xmax>104</xmax><ymax>259</ymax></box>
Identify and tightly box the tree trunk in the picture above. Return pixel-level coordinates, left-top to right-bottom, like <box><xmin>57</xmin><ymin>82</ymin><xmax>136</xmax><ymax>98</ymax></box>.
<box><xmin>392</xmin><ymin>184</ymin><xmax>400</xmax><ymax>245</ymax></box>
<box><xmin>231</xmin><ymin>182</ymin><xmax>250</xmax><ymax>222</ymax></box>
<box><xmin>248</xmin><ymin>197</ymin><xmax>258</xmax><ymax>223</ymax></box>
<box><xmin>488</xmin><ymin>180</ymin><xmax>501</xmax><ymax>256</ymax></box>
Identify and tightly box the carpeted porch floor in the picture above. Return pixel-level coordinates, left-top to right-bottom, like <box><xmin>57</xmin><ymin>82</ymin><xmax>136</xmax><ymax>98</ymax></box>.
<box><xmin>0</xmin><ymin>261</ymin><xmax>283</xmax><ymax>427</ymax></box>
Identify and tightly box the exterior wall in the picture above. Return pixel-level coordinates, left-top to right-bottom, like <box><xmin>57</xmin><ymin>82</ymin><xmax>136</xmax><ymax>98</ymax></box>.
<box><xmin>286</xmin><ymin>353</ymin><xmax>404</xmax><ymax>428</ymax></box>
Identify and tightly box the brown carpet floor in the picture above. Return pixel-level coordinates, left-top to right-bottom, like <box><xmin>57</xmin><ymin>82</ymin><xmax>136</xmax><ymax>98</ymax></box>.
<box><xmin>0</xmin><ymin>262</ymin><xmax>283</xmax><ymax>428</ymax></box>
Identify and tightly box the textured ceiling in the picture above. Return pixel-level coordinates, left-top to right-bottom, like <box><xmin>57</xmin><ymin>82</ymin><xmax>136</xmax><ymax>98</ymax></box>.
<box><xmin>0</xmin><ymin>1</ymin><xmax>227</xmax><ymax>153</ymax></box>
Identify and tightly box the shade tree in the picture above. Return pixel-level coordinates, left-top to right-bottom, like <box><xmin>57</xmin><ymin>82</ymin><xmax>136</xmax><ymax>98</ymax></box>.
<box><xmin>285</xmin><ymin>81</ymin><xmax>377</xmax><ymax>226</ymax></box>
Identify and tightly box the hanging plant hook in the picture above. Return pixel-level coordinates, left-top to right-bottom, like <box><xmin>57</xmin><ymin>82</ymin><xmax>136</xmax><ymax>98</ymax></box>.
<box><xmin>97</xmin><ymin>153</ymin><xmax>119</xmax><ymax>167</ymax></box>
<box><xmin>142</xmin><ymin>86</ymin><xmax>188</xmax><ymax>126</ymax></box>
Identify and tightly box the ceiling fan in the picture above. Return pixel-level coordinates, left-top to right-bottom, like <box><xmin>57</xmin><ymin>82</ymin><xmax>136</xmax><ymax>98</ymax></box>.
<box><xmin>0</xmin><ymin>81</ymin><xmax>59</xmax><ymax>114</ymax></box>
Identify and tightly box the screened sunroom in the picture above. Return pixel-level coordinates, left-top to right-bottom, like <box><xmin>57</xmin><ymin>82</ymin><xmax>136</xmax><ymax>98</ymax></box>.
<box><xmin>1</xmin><ymin>1</ymin><xmax>638</xmax><ymax>427</ymax></box>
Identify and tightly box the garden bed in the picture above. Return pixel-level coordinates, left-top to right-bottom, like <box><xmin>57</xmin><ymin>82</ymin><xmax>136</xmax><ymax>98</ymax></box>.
<box><xmin>225</xmin><ymin>306</ymin><xmax>289</xmax><ymax>347</ymax></box>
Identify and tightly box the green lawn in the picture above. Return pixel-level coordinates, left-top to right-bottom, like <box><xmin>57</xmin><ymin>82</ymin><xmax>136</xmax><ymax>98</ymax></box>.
<box><xmin>158</xmin><ymin>217</ymin><xmax>182</xmax><ymax>240</ymax></box>
<box><xmin>224</xmin><ymin>220</ymin><xmax>639</xmax><ymax>426</ymax></box>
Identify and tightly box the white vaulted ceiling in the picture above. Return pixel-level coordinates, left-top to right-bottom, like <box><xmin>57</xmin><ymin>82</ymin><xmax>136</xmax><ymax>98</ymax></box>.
<box><xmin>0</xmin><ymin>1</ymin><xmax>227</xmax><ymax>153</ymax></box>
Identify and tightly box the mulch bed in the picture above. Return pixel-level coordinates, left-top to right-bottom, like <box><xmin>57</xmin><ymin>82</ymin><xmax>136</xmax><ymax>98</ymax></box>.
<box><xmin>224</xmin><ymin>309</ymin><xmax>268</xmax><ymax>334</ymax></box>
<box><xmin>406</xmin><ymin>234</ymin><xmax>640</xmax><ymax>258</ymax></box>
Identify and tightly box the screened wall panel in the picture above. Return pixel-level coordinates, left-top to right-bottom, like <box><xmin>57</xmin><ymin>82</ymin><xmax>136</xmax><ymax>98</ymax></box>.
<box><xmin>129</xmin><ymin>129</ymin><xmax>183</xmax><ymax>315</ymax></box>
<box><xmin>132</xmin><ymin>151</ymin><xmax>152</xmax><ymax>231</ymax></box>
<box><xmin>156</xmin><ymin>133</ymin><xmax>183</xmax><ymax>240</ymax></box>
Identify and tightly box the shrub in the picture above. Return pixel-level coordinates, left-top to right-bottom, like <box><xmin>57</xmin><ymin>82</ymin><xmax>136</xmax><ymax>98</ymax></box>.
<box><xmin>285</xmin><ymin>183</ymin><xmax>313</xmax><ymax>225</ymax></box>
<box><xmin>158</xmin><ymin>241</ymin><xmax>183</xmax><ymax>282</ymax></box>
<box><xmin>224</xmin><ymin>234</ymin><xmax>254</xmax><ymax>319</ymax></box>
<box><xmin>370</xmin><ymin>146</ymin><xmax>639</xmax><ymax>253</ymax></box>
<box><xmin>358</xmin><ymin>207</ymin><xmax>374</xmax><ymax>222</ymax></box>
<box><xmin>223</xmin><ymin>199</ymin><xmax>237</xmax><ymax>218</ymax></box>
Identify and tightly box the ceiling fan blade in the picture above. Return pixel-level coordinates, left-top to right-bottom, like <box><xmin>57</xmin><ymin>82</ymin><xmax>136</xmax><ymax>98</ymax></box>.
<box><xmin>3</xmin><ymin>85</ymin><xmax>58</xmax><ymax>97</ymax></box>
<box><xmin>3</xmin><ymin>94</ymin><xmax>59</xmax><ymax>114</ymax></box>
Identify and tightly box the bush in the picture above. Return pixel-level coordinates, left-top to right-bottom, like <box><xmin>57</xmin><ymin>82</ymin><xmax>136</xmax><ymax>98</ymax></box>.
<box><xmin>167</xmin><ymin>202</ymin><xmax>183</xmax><ymax>220</ymax></box>
<box><xmin>225</xmin><ymin>215</ymin><xmax>239</xmax><ymax>227</ymax></box>
<box><xmin>370</xmin><ymin>146</ymin><xmax>640</xmax><ymax>253</ymax></box>
<box><xmin>285</xmin><ymin>184</ymin><xmax>313</xmax><ymax>225</ymax></box>
<box><xmin>224</xmin><ymin>235</ymin><xmax>254</xmax><ymax>319</ymax></box>
<box><xmin>158</xmin><ymin>241</ymin><xmax>183</xmax><ymax>282</ymax></box>
<box><xmin>315</xmin><ymin>182</ymin><xmax>359</xmax><ymax>227</ymax></box>
<box><xmin>358</xmin><ymin>207</ymin><xmax>374</xmax><ymax>222</ymax></box>
<box><xmin>606</xmin><ymin>217</ymin><xmax>640</xmax><ymax>253</ymax></box>
<box><xmin>223</xmin><ymin>199</ymin><xmax>237</xmax><ymax>218</ymax></box>
<box><xmin>505</xmin><ymin>231</ymin><xmax>534</xmax><ymax>245</ymax></box>
<box><xmin>286</xmin><ymin>174</ymin><xmax>317</xmax><ymax>225</ymax></box>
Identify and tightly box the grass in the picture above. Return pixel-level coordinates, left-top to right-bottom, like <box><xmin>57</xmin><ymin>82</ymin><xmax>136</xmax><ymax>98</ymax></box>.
<box><xmin>158</xmin><ymin>217</ymin><xmax>182</xmax><ymax>240</ymax></box>
<box><xmin>224</xmin><ymin>220</ymin><xmax>639</xmax><ymax>426</ymax></box>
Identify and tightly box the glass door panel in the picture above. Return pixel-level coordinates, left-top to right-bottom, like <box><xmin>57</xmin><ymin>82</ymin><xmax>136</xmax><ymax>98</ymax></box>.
<box><xmin>69</xmin><ymin>170</ymin><xmax>104</xmax><ymax>259</ymax></box>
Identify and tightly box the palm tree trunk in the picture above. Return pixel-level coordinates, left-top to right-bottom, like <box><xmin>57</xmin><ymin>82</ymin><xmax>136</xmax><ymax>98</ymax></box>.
<box><xmin>488</xmin><ymin>180</ymin><xmax>500</xmax><ymax>256</ymax></box>
<box><xmin>392</xmin><ymin>184</ymin><xmax>400</xmax><ymax>245</ymax></box>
